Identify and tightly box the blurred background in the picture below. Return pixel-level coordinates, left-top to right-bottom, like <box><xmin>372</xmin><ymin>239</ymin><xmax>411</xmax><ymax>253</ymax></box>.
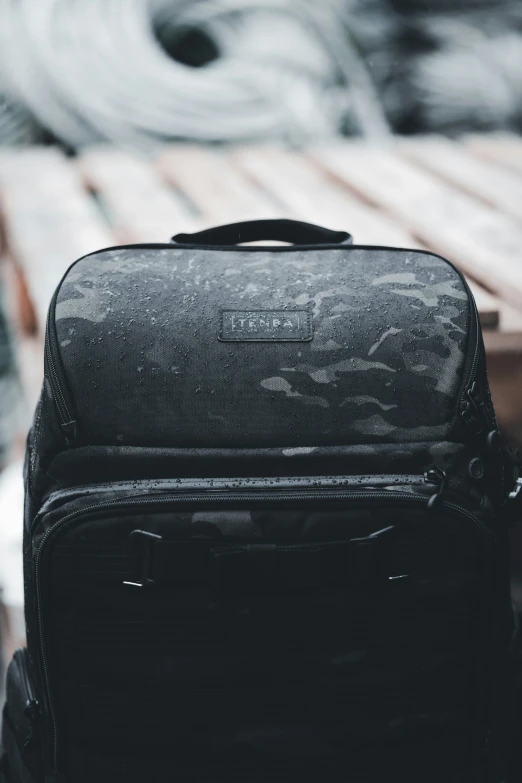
<box><xmin>0</xmin><ymin>0</ymin><xmax>522</xmax><ymax>698</ymax></box>
<box><xmin>1</xmin><ymin>0</ymin><xmax>522</xmax><ymax>147</ymax></box>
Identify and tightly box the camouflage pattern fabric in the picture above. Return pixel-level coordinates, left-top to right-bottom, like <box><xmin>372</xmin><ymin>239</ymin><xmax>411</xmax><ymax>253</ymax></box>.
<box><xmin>54</xmin><ymin>246</ymin><xmax>470</xmax><ymax>448</ymax></box>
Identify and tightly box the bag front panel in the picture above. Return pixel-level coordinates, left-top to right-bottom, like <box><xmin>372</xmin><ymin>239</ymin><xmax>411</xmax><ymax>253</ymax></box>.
<box><xmin>51</xmin><ymin>246</ymin><xmax>471</xmax><ymax>448</ymax></box>
<box><xmin>26</xmin><ymin>480</ymin><xmax>510</xmax><ymax>782</ymax></box>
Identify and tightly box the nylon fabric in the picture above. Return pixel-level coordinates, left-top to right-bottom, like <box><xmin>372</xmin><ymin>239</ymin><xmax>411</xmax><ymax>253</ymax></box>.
<box><xmin>54</xmin><ymin>246</ymin><xmax>470</xmax><ymax>447</ymax></box>
<box><xmin>6</xmin><ymin>223</ymin><xmax>518</xmax><ymax>782</ymax></box>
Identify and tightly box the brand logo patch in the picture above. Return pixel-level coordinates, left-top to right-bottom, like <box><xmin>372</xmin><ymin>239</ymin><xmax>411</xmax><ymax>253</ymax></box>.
<box><xmin>219</xmin><ymin>310</ymin><xmax>312</xmax><ymax>342</ymax></box>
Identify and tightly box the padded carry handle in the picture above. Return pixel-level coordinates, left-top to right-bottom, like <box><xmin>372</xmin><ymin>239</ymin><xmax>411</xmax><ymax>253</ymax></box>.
<box><xmin>171</xmin><ymin>219</ymin><xmax>352</xmax><ymax>247</ymax></box>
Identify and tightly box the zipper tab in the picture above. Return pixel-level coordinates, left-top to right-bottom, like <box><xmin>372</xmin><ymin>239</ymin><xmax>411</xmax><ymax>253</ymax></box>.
<box><xmin>23</xmin><ymin>698</ymin><xmax>40</xmax><ymax>748</ymax></box>
<box><xmin>461</xmin><ymin>383</ymin><xmax>499</xmax><ymax>451</ymax></box>
<box><xmin>486</xmin><ymin>428</ymin><xmax>501</xmax><ymax>453</ymax></box>
<box><xmin>507</xmin><ymin>476</ymin><xmax>522</xmax><ymax>527</ymax></box>
<box><xmin>509</xmin><ymin>477</ymin><xmax>522</xmax><ymax>503</ymax></box>
<box><xmin>61</xmin><ymin>420</ymin><xmax>78</xmax><ymax>447</ymax></box>
<box><xmin>425</xmin><ymin>467</ymin><xmax>447</xmax><ymax>511</ymax></box>
<box><xmin>467</xmin><ymin>382</ymin><xmax>484</xmax><ymax>411</ymax></box>
<box><xmin>15</xmin><ymin>648</ymin><xmax>40</xmax><ymax>749</ymax></box>
<box><xmin>461</xmin><ymin>382</ymin><xmax>488</xmax><ymax>435</ymax></box>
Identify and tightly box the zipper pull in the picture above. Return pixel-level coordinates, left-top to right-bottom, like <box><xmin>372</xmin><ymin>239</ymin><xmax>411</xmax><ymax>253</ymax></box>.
<box><xmin>509</xmin><ymin>477</ymin><xmax>522</xmax><ymax>503</ymax></box>
<box><xmin>461</xmin><ymin>382</ymin><xmax>488</xmax><ymax>435</ymax></box>
<box><xmin>507</xmin><ymin>474</ymin><xmax>522</xmax><ymax>527</ymax></box>
<box><xmin>61</xmin><ymin>420</ymin><xmax>78</xmax><ymax>447</ymax></box>
<box><xmin>486</xmin><ymin>428</ymin><xmax>501</xmax><ymax>453</ymax></box>
<box><xmin>23</xmin><ymin>698</ymin><xmax>40</xmax><ymax>748</ymax></box>
<box><xmin>425</xmin><ymin>467</ymin><xmax>447</xmax><ymax>511</ymax></box>
<box><xmin>461</xmin><ymin>383</ymin><xmax>499</xmax><ymax>452</ymax></box>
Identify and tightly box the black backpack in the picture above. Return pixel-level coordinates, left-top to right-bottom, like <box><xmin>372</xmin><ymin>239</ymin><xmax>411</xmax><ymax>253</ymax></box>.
<box><xmin>1</xmin><ymin>219</ymin><xmax>520</xmax><ymax>782</ymax></box>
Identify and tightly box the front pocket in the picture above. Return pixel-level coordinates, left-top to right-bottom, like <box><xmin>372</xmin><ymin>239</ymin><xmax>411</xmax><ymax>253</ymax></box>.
<box><xmin>1</xmin><ymin>649</ymin><xmax>41</xmax><ymax>782</ymax></box>
<box><xmin>32</xmin><ymin>480</ymin><xmax>492</xmax><ymax>780</ymax></box>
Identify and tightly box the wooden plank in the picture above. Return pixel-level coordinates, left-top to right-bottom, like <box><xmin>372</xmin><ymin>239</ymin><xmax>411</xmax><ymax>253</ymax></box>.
<box><xmin>0</xmin><ymin>147</ymin><xmax>112</xmax><ymax>333</ymax></box>
<box><xmin>484</xmin><ymin>300</ymin><xmax>522</xmax><ymax>353</ymax></box>
<box><xmin>232</xmin><ymin>146</ymin><xmax>500</xmax><ymax>329</ymax></box>
<box><xmin>6</xmin><ymin>259</ymin><xmax>38</xmax><ymax>337</ymax></box>
<box><xmin>467</xmin><ymin>281</ymin><xmax>499</xmax><ymax>330</ymax></box>
<box><xmin>486</xmin><ymin>349</ymin><xmax>522</xmax><ymax>447</ymax></box>
<box><xmin>0</xmin><ymin>461</ymin><xmax>26</xmax><ymax>662</ymax></box>
<box><xmin>1</xmin><ymin>602</ymin><xmax>26</xmax><ymax>669</ymax></box>
<box><xmin>1</xmin><ymin>253</ymin><xmax>43</xmax><ymax>422</ymax></box>
<box><xmin>466</xmin><ymin>133</ymin><xmax>522</xmax><ymax>177</ymax></box>
<box><xmin>78</xmin><ymin>147</ymin><xmax>199</xmax><ymax>243</ymax></box>
<box><xmin>158</xmin><ymin>145</ymin><xmax>282</xmax><ymax>226</ymax></box>
<box><xmin>399</xmin><ymin>136</ymin><xmax>522</xmax><ymax>223</ymax></box>
<box><xmin>311</xmin><ymin>143</ymin><xmax>522</xmax><ymax>311</ymax></box>
<box><xmin>15</xmin><ymin>334</ymin><xmax>44</xmax><ymax>424</ymax></box>
<box><xmin>230</xmin><ymin>146</ymin><xmax>422</xmax><ymax>248</ymax></box>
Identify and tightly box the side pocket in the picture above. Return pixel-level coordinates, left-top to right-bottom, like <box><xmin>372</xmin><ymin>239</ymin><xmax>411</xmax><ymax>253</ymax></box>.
<box><xmin>508</xmin><ymin>604</ymin><xmax>522</xmax><ymax>782</ymax></box>
<box><xmin>1</xmin><ymin>650</ymin><xmax>41</xmax><ymax>782</ymax></box>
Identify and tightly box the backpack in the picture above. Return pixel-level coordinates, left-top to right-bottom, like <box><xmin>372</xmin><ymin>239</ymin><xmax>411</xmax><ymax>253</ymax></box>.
<box><xmin>1</xmin><ymin>218</ymin><xmax>520</xmax><ymax>782</ymax></box>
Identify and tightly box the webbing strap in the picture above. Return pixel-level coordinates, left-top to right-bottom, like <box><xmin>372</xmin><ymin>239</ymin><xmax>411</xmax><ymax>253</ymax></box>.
<box><xmin>123</xmin><ymin>526</ymin><xmax>396</xmax><ymax>590</ymax></box>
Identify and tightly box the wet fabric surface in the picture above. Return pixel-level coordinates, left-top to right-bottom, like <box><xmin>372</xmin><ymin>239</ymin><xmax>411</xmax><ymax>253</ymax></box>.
<box><xmin>54</xmin><ymin>246</ymin><xmax>471</xmax><ymax>448</ymax></box>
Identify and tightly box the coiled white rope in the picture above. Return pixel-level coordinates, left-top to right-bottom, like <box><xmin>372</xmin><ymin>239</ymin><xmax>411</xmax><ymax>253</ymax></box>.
<box><xmin>0</xmin><ymin>0</ymin><xmax>389</xmax><ymax>151</ymax></box>
<box><xmin>411</xmin><ymin>19</ymin><xmax>522</xmax><ymax>133</ymax></box>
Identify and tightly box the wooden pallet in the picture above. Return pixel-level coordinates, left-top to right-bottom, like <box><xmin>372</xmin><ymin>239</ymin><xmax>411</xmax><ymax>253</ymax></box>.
<box><xmin>1</xmin><ymin>135</ymin><xmax>522</xmax><ymax>431</ymax></box>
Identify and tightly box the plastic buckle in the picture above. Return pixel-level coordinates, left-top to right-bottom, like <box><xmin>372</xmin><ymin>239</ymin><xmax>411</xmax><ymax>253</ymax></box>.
<box><xmin>350</xmin><ymin>525</ymin><xmax>396</xmax><ymax>586</ymax></box>
<box><xmin>123</xmin><ymin>529</ymin><xmax>162</xmax><ymax>587</ymax></box>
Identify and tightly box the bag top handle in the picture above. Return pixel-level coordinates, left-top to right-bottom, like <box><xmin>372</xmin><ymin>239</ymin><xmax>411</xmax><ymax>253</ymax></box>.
<box><xmin>172</xmin><ymin>219</ymin><xmax>352</xmax><ymax>247</ymax></box>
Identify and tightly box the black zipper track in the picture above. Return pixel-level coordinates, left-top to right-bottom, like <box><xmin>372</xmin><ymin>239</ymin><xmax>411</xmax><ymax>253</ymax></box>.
<box><xmin>460</xmin><ymin>278</ymin><xmax>481</xmax><ymax>407</ymax></box>
<box><xmin>34</xmin><ymin>486</ymin><xmax>492</xmax><ymax>775</ymax></box>
<box><xmin>42</xmin><ymin>242</ymin><xmax>483</xmax><ymax>449</ymax></box>
<box><xmin>44</xmin><ymin>300</ymin><xmax>76</xmax><ymax>445</ymax></box>
<box><xmin>36</xmin><ymin>473</ymin><xmax>428</xmax><ymax>522</ymax></box>
<box><xmin>457</xmin><ymin>286</ymin><xmax>500</xmax><ymax>452</ymax></box>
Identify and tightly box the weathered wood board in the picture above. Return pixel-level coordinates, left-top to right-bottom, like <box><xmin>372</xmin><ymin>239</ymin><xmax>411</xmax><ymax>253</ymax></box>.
<box><xmin>158</xmin><ymin>146</ymin><xmax>281</xmax><ymax>225</ymax></box>
<box><xmin>230</xmin><ymin>146</ymin><xmax>422</xmax><ymax>247</ymax></box>
<box><xmin>466</xmin><ymin>133</ymin><xmax>522</xmax><ymax>177</ymax></box>
<box><xmin>0</xmin><ymin>147</ymin><xmax>112</xmax><ymax>330</ymax></box>
<box><xmin>78</xmin><ymin>147</ymin><xmax>199</xmax><ymax>242</ymax></box>
<box><xmin>0</xmin><ymin>137</ymin><xmax>522</xmax><ymax>442</ymax></box>
<box><xmin>0</xmin><ymin>140</ymin><xmax>518</xmax><ymax>342</ymax></box>
<box><xmin>312</xmin><ymin>143</ymin><xmax>522</xmax><ymax>312</ymax></box>
<box><xmin>399</xmin><ymin>136</ymin><xmax>522</xmax><ymax>223</ymax></box>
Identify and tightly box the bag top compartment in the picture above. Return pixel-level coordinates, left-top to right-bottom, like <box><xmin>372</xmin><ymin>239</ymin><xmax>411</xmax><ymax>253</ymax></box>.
<box><xmin>49</xmin><ymin>243</ymin><xmax>472</xmax><ymax>449</ymax></box>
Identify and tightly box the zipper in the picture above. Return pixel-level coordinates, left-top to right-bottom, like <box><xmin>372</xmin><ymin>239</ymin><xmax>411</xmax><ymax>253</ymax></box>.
<box><xmin>13</xmin><ymin>649</ymin><xmax>40</xmax><ymax>749</ymax></box>
<box><xmin>44</xmin><ymin>304</ymin><xmax>77</xmax><ymax>446</ymax></box>
<box><xmin>458</xmin><ymin>286</ymin><xmax>499</xmax><ymax>446</ymax></box>
<box><xmin>36</xmin><ymin>473</ymin><xmax>429</xmax><ymax>521</ymax></box>
<box><xmin>463</xmin><ymin>284</ymin><xmax>481</xmax><ymax>406</ymax></box>
<box><xmin>460</xmin><ymin>380</ymin><xmax>497</xmax><ymax>440</ymax></box>
<box><xmin>34</xmin><ymin>484</ymin><xmax>492</xmax><ymax>776</ymax></box>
